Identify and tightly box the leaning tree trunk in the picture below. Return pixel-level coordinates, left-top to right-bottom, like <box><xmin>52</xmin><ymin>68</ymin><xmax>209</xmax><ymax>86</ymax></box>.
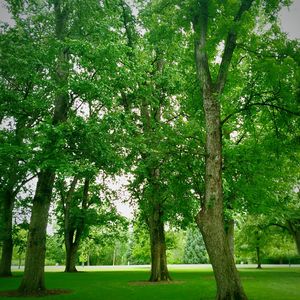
<box><xmin>18</xmin><ymin>1</ymin><xmax>70</xmax><ymax>294</ymax></box>
<box><xmin>196</xmin><ymin>91</ymin><xmax>247</xmax><ymax>300</ymax></box>
<box><xmin>197</xmin><ymin>209</ymin><xmax>246</xmax><ymax>300</ymax></box>
<box><xmin>148</xmin><ymin>203</ymin><xmax>171</xmax><ymax>282</ymax></box>
<box><xmin>0</xmin><ymin>189</ymin><xmax>14</xmax><ymax>277</ymax></box>
<box><xmin>193</xmin><ymin>1</ymin><xmax>254</xmax><ymax>298</ymax></box>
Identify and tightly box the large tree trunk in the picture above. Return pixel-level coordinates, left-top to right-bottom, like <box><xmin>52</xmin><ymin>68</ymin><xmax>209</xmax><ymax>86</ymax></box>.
<box><xmin>197</xmin><ymin>210</ymin><xmax>246</xmax><ymax>300</ymax></box>
<box><xmin>65</xmin><ymin>241</ymin><xmax>79</xmax><ymax>272</ymax></box>
<box><xmin>0</xmin><ymin>189</ymin><xmax>14</xmax><ymax>277</ymax></box>
<box><xmin>148</xmin><ymin>204</ymin><xmax>170</xmax><ymax>282</ymax></box>
<box><xmin>193</xmin><ymin>1</ymin><xmax>254</xmax><ymax>298</ymax></box>
<box><xmin>195</xmin><ymin>89</ymin><xmax>247</xmax><ymax>300</ymax></box>
<box><xmin>63</xmin><ymin>177</ymin><xmax>88</xmax><ymax>273</ymax></box>
<box><xmin>18</xmin><ymin>170</ymin><xmax>55</xmax><ymax>294</ymax></box>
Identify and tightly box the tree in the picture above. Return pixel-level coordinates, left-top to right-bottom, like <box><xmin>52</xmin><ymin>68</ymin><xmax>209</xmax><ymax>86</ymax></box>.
<box><xmin>17</xmin><ymin>0</ymin><xmax>72</xmax><ymax>293</ymax></box>
<box><xmin>125</xmin><ymin>3</ymin><xmax>201</xmax><ymax>281</ymax></box>
<box><xmin>0</xmin><ymin>13</ymin><xmax>48</xmax><ymax>277</ymax></box>
<box><xmin>56</xmin><ymin>175</ymin><xmax>128</xmax><ymax>272</ymax></box>
<box><xmin>45</xmin><ymin>234</ymin><xmax>65</xmax><ymax>265</ymax></box>
<box><xmin>191</xmin><ymin>1</ymin><xmax>299</xmax><ymax>298</ymax></box>
<box><xmin>183</xmin><ymin>227</ymin><xmax>208</xmax><ymax>264</ymax></box>
<box><xmin>8</xmin><ymin>0</ymin><xmax>131</xmax><ymax>293</ymax></box>
<box><xmin>141</xmin><ymin>0</ymin><xmax>299</xmax><ymax>298</ymax></box>
<box><xmin>127</xmin><ymin>222</ymin><xmax>151</xmax><ymax>265</ymax></box>
<box><xmin>235</xmin><ymin>215</ymin><xmax>297</xmax><ymax>267</ymax></box>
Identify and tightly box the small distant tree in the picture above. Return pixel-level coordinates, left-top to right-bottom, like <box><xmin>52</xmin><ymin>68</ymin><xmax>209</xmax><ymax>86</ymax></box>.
<box><xmin>45</xmin><ymin>235</ymin><xmax>65</xmax><ymax>266</ymax></box>
<box><xmin>12</xmin><ymin>223</ymin><xmax>29</xmax><ymax>269</ymax></box>
<box><xmin>127</xmin><ymin>221</ymin><xmax>151</xmax><ymax>265</ymax></box>
<box><xmin>183</xmin><ymin>227</ymin><xmax>208</xmax><ymax>264</ymax></box>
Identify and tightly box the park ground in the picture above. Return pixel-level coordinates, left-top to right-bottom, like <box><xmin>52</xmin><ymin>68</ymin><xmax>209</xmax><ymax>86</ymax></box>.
<box><xmin>0</xmin><ymin>265</ymin><xmax>300</xmax><ymax>299</ymax></box>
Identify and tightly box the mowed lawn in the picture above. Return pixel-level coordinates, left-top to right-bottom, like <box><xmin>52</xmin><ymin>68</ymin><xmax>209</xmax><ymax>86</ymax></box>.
<box><xmin>0</xmin><ymin>267</ymin><xmax>300</xmax><ymax>300</ymax></box>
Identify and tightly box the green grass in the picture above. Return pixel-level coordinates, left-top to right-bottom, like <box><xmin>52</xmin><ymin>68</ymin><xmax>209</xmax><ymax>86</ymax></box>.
<box><xmin>0</xmin><ymin>267</ymin><xmax>300</xmax><ymax>299</ymax></box>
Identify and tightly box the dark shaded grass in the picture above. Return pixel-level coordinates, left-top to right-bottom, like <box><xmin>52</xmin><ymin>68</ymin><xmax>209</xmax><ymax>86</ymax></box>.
<box><xmin>0</xmin><ymin>267</ymin><xmax>299</xmax><ymax>299</ymax></box>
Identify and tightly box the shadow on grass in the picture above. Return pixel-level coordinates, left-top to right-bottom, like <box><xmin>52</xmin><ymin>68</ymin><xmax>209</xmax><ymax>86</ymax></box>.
<box><xmin>128</xmin><ymin>280</ymin><xmax>185</xmax><ymax>286</ymax></box>
<box><xmin>0</xmin><ymin>289</ymin><xmax>72</xmax><ymax>297</ymax></box>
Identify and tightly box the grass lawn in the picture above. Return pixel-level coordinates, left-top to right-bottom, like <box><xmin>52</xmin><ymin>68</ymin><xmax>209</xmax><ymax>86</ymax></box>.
<box><xmin>0</xmin><ymin>267</ymin><xmax>300</xmax><ymax>299</ymax></box>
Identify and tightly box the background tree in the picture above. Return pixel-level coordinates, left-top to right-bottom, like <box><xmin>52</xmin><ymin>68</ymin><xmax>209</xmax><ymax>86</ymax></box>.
<box><xmin>183</xmin><ymin>227</ymin><xmax>208</xmax><ymax>264</ymax></box>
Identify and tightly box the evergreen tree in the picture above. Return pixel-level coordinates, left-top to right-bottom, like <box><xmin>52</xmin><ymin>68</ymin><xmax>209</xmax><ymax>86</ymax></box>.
<box><xmin>183</xmin><ymin>228</ymin><xmax>208</xmax><ymax>264</ymax></box>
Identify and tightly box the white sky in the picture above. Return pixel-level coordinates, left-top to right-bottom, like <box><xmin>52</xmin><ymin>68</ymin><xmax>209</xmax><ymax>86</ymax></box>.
<box><xmin>279</xmin><ymin>0</ymin><xmax>300</xmax><ymax>39</ymax></box>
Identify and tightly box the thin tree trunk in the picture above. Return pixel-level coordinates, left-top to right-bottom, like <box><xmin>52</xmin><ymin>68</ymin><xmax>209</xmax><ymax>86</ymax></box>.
<box><xmin>0</xmin><ymin>122</ymin><xmax>26</xmax><ymax>277</ymax></box>
<box><xmin>256</xmin><ymin>246</ymin><xmax>262</xmax><ymax>269</ymax></box>
<box><xmin>18</xmin><ymin>256</ymin><xmax>21</xmax><ymax>269</ymax></box>
<box><xmin>0</xmin><ymin>189</ymin><xmax>14</xmax><ymax>277</ymax></box>
<box><xmin>225</xmin><ymin>218</ymin><xmax>235</xmax><ymax>256</ymax></box>
<box><xmin>292</xmin><ymin>230</ymin><xmax>300</xmax><ymax>255</ymax></box>
<box><xmin>148</xmin><ymin>204</ymin><xmax>170</xmax><ymax>282</ymax></box>
<box><xmin>18</xmin><ymin>170</ymin><xmax>55</xmax><ymax>294</ymax></box>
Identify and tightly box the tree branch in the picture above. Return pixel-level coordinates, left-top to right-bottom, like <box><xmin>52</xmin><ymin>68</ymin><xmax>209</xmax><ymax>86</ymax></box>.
<box><xmin>193</xmin><ymin>0</ymin><xmax>213</xmax><ymax>91</ymax></box>
<box><xmin>215</xmin><ymin>0</ymin><xmax>254</xmax><ymax>93</ymax></box>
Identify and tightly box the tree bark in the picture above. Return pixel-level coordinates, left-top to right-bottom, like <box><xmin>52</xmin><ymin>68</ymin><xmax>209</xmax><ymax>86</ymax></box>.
<box><xmin>287</xmin><ymin>220</ymin><xmax>300</xmax><ymax>255</ymax></box>
<box><xmin>0</xmin><ymin>122</ymin><xmax>26</xmax><ymax>277</ymax></box>
<box><xmin>195</xmin><ymin>87</ymin><xmax>246</xmax><ymax>300</ymax></box>
<box><xmin>148</xmin><ymin>203</ymin><xmax>171</xmax><ymax>282</ymax></box>
<box><xmin>18</xmin><ymin>170</ymin><xmax>55</xmax><ymax>294</ymax></box>
<box><xmin>197</xmin><ymin>211</ymin><xmax>246</xmax><ymax>300</ymax></box>
<box><xmin>291</xmin><ymin>228</ymin><xmax>300</xmax><ymax>255</ymax></box>
<box><xmin>225</xmin><ymin>218</ymin><xmax>235</xmax><ymax>256</ymax></box>
<box><xmin>65</xmin><ymin>240</ymin><xmax>79</xmax><ymax>272</ymax></box>
<box><xmin>294</xmin><ymin>231</ymin><xmax>300</xmax><ymax>255</ymax></box>
<box><xmin>0</xmin><ymin>189</ymin><xmax>14</xmax><ymax>277</ymax></box>
<box><xmin>63</xmin><ymin>177</ymin><xmax>88</xmax><ymax>273</ymax></box>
